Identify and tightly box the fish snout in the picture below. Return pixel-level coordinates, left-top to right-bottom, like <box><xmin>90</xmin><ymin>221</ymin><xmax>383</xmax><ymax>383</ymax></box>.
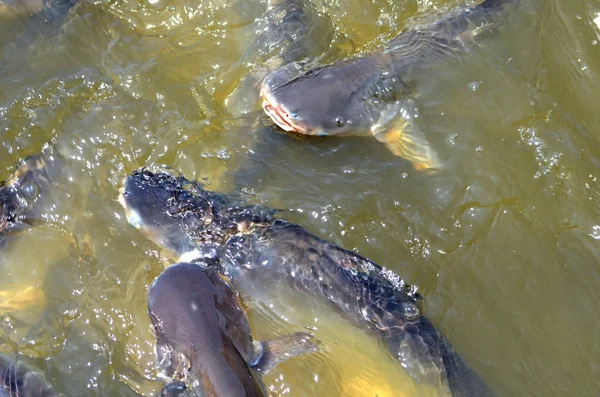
<box><xmin>261</xmin><ymin>92</ymin><xmax>309</xmax><ymax>135</ymax></box>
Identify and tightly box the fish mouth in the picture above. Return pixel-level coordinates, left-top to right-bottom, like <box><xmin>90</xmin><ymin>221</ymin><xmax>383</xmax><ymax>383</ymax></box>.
<box><xmin>261</xmin><ymin>90</ymin><xmax>307</xmax><ymax>134</ymax></box>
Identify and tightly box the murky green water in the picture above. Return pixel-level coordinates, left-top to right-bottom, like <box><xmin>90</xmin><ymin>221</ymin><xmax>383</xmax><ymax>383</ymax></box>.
<box><xmin>1</xmin><ymin>0</ymin><xmax>600</xmax><ymax>395</ymax></box>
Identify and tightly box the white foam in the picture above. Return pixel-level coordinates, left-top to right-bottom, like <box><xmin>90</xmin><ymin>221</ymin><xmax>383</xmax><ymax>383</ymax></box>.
<box><xmin>178</xmin><ymin>249</ymin><xmax>204</xmax><ymax>263</ymax></box>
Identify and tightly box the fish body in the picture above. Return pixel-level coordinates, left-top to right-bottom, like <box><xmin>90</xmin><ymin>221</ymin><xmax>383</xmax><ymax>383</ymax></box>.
<box><xmin>261</xmin><ymin>0</ymin><xmax>520</xmax><ymax>169</ymax></box>
<box><xmin>120</xmin><ymin>168</ymin><xmax>494</xmax><ymax>396</ymax></box>
<box><xmin>148</xmin><ymin>262</ymin><xmax>317</xmax><ymax>397</ymax></box>
<box><xmin>148</xmin><ymin>262</ymin><xmax>265</xmax><ymax>397</ymax></box>
<box><xmin>0</xmin><ymin>353</ymin><xmax>60</xmax><ymax>397</ymax></box>
<box><xmin>0</xmin><ymin>150</ymin><xmax>62</xmax><ymax>247</ymax></box>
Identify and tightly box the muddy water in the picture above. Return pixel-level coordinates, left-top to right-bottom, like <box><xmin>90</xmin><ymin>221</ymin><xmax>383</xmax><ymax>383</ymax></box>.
<box><xmin>0</xmin><ymin>0</ymin><xmax>599</xmax><ymax>396</ymax></box>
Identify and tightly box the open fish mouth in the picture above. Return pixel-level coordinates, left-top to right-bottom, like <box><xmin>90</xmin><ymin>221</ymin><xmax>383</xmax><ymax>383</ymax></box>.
<box><xmin>261</xmin><ymin>90</ymin><xmax>307</xmax><ymax>134</ymax></box>
<box><xmin>262</xmin><ymin>100</ymin><xmax>296</xmax><ymax>132</ymax></box>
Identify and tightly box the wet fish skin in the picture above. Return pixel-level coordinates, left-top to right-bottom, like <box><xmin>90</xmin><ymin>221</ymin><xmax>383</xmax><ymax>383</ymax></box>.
<box><xmin>222</xmin><ymin>221</ymin><xmax>493</xmax><ymax>396</ymax></box>
<box><xmin>40</xmin><ymin>0</ymin><xmax>78</xmax><ymax>23</ymax></box>
<box><xmin>118</xmin><ymin>167</ymin><xmax>278</xmax><ymax>259</ymax></box>
<box><xmin>121</xmin><ymin>168</ymin><xmax>495</xmax><ymax>396</ymax></box>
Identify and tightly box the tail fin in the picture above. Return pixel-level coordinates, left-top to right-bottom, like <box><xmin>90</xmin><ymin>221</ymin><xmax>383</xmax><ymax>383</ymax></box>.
<box><xmin>387</xmin><ymin>317</ymin><xmax>495</xmax><ymax>397</ymax></box>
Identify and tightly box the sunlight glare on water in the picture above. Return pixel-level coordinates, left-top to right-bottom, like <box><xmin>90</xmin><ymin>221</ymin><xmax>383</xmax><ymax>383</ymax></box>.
<box><xmin>1</xmin><ymin>0</ymin><xmax>600</xmax><ymax>396</ymax></box>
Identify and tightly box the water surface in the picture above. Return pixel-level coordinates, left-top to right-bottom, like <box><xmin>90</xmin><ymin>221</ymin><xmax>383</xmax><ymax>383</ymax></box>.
<box><xmin>0</xmin><ymin>0</ymin><xmax>599</xmax><ymax>396</ymax></box>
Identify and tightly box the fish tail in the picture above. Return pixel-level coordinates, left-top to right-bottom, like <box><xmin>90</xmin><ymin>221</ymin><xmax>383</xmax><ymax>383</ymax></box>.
<box><xmin>386</xmin><ymin>318</ymin><xmax>495</xmax><ymax>397</ymax></box>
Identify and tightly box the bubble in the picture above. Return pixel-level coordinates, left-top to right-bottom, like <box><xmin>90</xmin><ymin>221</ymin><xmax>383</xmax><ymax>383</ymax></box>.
<box><xmin>215</xmin><ymin>148</ymin><xmax>231</xmax><ymax>161</ymax></box>
<box><xmin>469</xmin><ymin>81</ymin><xmax>482</xmax><ymax>91</ymax></box>
<box><xmin>448</xmin><ymin>134</ymin><xmax>458</xmax><ymax>145</ymax></box>
<box><xmin>590</xmin><ymin>226</ymin><xmax>600</xmax><ymax>240</ymax></box>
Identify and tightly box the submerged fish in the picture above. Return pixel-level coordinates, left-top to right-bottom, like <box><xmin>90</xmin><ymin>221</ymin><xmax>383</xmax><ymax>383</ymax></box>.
<box><xmin>0</xmin><ymin>353</ymin><xmax>61</xmax><ymax>397</ymax></box>
<box><xmin>148</xmin><ymin>262</ymin><xmax>318</xmax><ymax>397</ymax></box>
<box><xmin>261</xmin><ymin>0</ymin><xmax>520</xmax><ymax>170</ymax></box>
<box><xmin>0</xmin><ymin>153</ymin><xmax>58</xmax><ymax>315</ymax></box>
<box><xmin>0</xmin><ymin>148</ymin><xmax>90</xmax><ymax>315</ymax></box>
<box><xmin>120</xmin><ymin>168</ymin><xmax>495</xmax><ymax>396</ymax></box>
<box><xmin>0</xmin><ymin>150</ymin><xmax>62</xmax><ymax>247</ymax></box>
<box><xmin>0</xmin><ymin>0</ymin><xmax>76</xmax><ymax>20</ymax></box>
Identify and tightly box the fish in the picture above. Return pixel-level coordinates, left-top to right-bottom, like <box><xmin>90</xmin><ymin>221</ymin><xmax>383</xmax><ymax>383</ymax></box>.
<box><xmin>261</xmin><ymin>0</ymin><xmax>520</xmax><ymax>170</ymax></box>
<box><xmin>0</xmin><ymin>353</ymin><xmax>61</xmax><ymax>397</ymax></box>
<box><xmin>120</xmin><ymin>167</ymin><xmax>495</xmax><ymax>396</ymax></box>
<box><xmin>0</xmin><ymin>0</ymin><xmax>79</xmax><ymax>22</ymax></box>
<box><xmin>0</xmin><ymin>151</ymin><xmax>56</xmax><ymax>314</ymax></box>
<box><xmin>148</xmin><ymin>261</ymin><xmax>318</xmax><ymax>397</ymax></box>
<box><xmin>0</xmin><ymin>0</ymin><xmax>80</xmax><ymax>54</ymax></box>
<box><xmin>0</xmin><ymin>147</ymin><xmax>86</xmax><ymax>315</ymax></box>
<box><xmin>0</xmin><ymin>149</ymin><xmax>62</xmax><ymax>248</ymax></box>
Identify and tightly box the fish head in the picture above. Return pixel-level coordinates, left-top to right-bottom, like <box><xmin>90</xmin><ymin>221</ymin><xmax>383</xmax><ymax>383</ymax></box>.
<box><xmin>148</xmin><ymin>262</ymin><xmax>253</xmax><ymax>351</ymax></box>
<box><xmin>0</xmin><ymin>152</ymin><xmax>60</xmax><ymax>238</ymax></box>
<box><xmin>148</xmin><ymin>262</ymin><xmax>263</xmax><ymax>397</ymax></box>
<box><xmin>261</xmin><ymin>60</ymin><xmax>384</xmax><ymax>137</ymax></box>
<box><xmin>119</xmin><ymin>168</ymin><xmax>278</xmax><ymax>258</ymax></box>
<box><xmin>118</xmin><ymin>168</ymin><xmax>218</xmax><ymax>257</ymax></box>
<box><xmin>118</xmin><ymin>167</ymin><xmax>239</xmax><ymax>258</ymax></box>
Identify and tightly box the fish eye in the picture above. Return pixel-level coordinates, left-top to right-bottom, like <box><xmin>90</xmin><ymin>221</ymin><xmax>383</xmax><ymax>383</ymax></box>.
<box><xmin>289</xmin><ymin>113</ymin><xmax>298</xmax><ymax>119</ymax></box>
<box><xmin>402</xmin><ymin>302</ymin><xmax>420</xmax><ymax>321</ymax></box>
<box><xmin>335</xmin><ymin>117</ymin><xmax>345</xmax><ymax>127</ymax></box>
<box><xmin>21</xmin><ymin>183</ymin><xmax>39</xmax><ymax>199</ymax></box>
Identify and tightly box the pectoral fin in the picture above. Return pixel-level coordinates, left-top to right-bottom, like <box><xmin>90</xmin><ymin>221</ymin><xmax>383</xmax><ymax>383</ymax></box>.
<box><xmin>373</xmin><ymin>100</ymin><xmax>441</xmax><ymax>170</ymax></box>
<box><xmin>253</xmin><ymin>332</ymin><xmax>319</xmax><ymax>373</ymax></box>
<box><xmin>154</xmin><ymin>335</ymin><xmax>190</xmax><ymax>382</ymax></box>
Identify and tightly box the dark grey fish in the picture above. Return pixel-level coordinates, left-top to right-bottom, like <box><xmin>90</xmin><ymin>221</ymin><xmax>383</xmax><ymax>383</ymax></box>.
<box><xmin>0</xmin><ymin>0</ymin><xmax>79</xmax><ymax>23</ymax></box>
<box><xmin>148</xmin><ymin>262</ymin><xmax>318</xmax><ymax>397</ymax></box>
<box><xmin>120</xmin><ymin>167</ymin><xmax>495</xmax><ymax>396</ymax></box>
<box><xmin>0</xmin><ymin>149</ymin><xmax>63</xmax><ymax>248</ymax></box>
<box><xmin>0</xmin><ymin>353</ymin><xmax>60</xmax><ymax>397</ymax></box>
<box><xmin>261</xmin><ymin>0</ymin><xmax>520</xmax><ymax>170</ymax></box>
<box><xmin>0</xmin><ymin>0</ymin><xmax>79</xmax><ymax>52</ymax></box>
